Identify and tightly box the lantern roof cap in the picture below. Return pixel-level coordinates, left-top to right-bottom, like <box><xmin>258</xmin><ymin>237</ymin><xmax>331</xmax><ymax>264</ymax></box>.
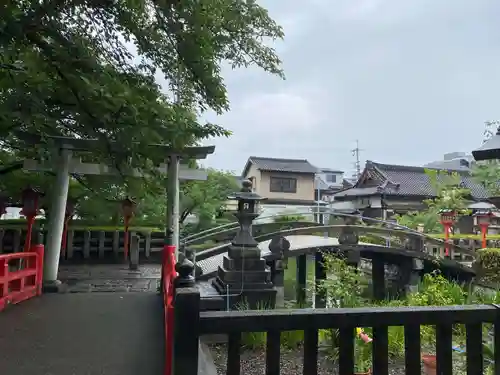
<box><xmin>468</xmin><ymin>201</ymin><xmax>497</xmax><ymax>210</ymax></box>
<box><xmin>228</xmin><ymin>179</ymin><xmax>266</xmax><ymax>202</ymax></box>
<box><xmin>473</xmin><ymin>209</ymin><xmax>495</xmax><ymax>217</ymax></box>
<box><xmin>472</xmin><ymin>126</ymin><xmax>500</xmax><ymax>161</ymax></box>
<box><xmin>438</xmin><ymin>208</ymin><xmax>456</xmax><ymax>214</ymax></box>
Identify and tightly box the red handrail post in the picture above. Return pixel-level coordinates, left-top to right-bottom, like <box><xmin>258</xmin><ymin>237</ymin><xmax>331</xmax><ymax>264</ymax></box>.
<box><xmin>163</xmin><ymin>244</ymin><xmax>176</xmax><ymax>375</ymax></box>
<box><xmin>0</xmin><ymin>259</ymin><xmax>8</xmax><ymax>310</ymax></box>
<box><xmin>33</xmin><ymin>244</ymin><xmax>45</xmax><ymax>295</ymax></box>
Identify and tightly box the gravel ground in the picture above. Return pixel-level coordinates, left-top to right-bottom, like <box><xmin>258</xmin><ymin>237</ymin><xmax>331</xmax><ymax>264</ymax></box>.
<box><xmin>209</xmin><ymin>344</ymin><xmax>469</xmax><ymax>375</ymax></box>
<box><xmin>209</xmin><ymin>344</ymin><xmax>409</xmax><ymax>375</ymax></box>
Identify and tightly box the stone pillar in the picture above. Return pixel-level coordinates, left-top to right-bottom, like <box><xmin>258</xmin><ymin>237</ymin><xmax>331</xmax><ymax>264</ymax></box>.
<box><xmin>129</xmin><ymin>234</ymin><xmax>140</xmax><ymax>270</ymax></box>
<box><xmin>404</xmin><ymin>258</ymin><xmax>423</xmax><ymax>295</ymax></box>
<box><xmin>296</xmin><ymin>254</ymin><xmax>307</xmax><ymax>306</ymax></box>
<box><xmin>372</xmin><ymin>257</ymin><xmax>386</xmax><ymax>301</ymax></box>
<box><xmin>43</xmin><ymin>148</ymin><xmax>71</xmax><ymax>291</ymax></box>
<box><xmin>267</xmin><ymin>236</ymin><xmax>290</xmax><ymax>308</ymax></box>
<box><xmin>270</xmin><ymin>262</ymin><xmax>285</xmax><ymax>307</ymax></box>
<box><xmin>315</xmin><ymin>251</ymin><xmax>327</xmax><ymax>308</ymax></box>
<box><xmin>212</xmin><ymin>180</ymin><xmax>276</xmax><ymax>309</ymax></box>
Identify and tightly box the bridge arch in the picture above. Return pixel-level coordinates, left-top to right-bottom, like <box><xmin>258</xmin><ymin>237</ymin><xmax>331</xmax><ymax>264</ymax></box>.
<box><xmin>195</xmin><ymin>232</ymin><xmax>474</xmax><ymax>280</ymax></box>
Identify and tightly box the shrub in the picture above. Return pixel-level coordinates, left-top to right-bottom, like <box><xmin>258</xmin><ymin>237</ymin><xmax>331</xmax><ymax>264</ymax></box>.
<box><xmin>319</xmin><ymin>253</ymin><xmax>367</xmax><ymax>308</ymax></box>
<box><xmin>475</xmin><ymin>248</ymin><xmax>500</xmax><ymax>283</ymax></box>
<box><xmin>237</xmin><ymin>300</ymin><xmax>304</xmax><ymax>350</ymax></box>
<box><xmin>359</xmin><ymin>235</ymin><xmax>387</xmax><ymax>246</ymax></box>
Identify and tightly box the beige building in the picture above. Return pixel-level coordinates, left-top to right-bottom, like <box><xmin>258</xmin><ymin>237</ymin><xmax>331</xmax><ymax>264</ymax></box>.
<box><xmin>239</xmin><ymin>156</ymin><xmax>319</xmax><ymax>221</ymax></box>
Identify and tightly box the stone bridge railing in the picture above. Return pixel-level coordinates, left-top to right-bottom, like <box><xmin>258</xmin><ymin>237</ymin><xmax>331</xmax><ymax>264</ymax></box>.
<box><xmin>194</xmin><ymin>224</ymin><xmax>475</xmax><ymax>264</ymax></box>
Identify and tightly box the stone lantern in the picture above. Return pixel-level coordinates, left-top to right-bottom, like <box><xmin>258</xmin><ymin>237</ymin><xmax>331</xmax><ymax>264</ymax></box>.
<box><xmin>212</xmin><ymin>179</ymin><xmax>277</xmax><ymax>308</ymax></box>
<box><xmin>120</xmin><ymin>197</ymin><xmax>137</xmax><ymax>261</ymax></box>
<box><xmin>439</xmin><ymin>209</ymin><xmax>457</xmax><ymax>257</ymax></box>
<box><xmin>21</xmin><ymin>187</ymin><xmax>42</xmax><ymax>252</ymax></box>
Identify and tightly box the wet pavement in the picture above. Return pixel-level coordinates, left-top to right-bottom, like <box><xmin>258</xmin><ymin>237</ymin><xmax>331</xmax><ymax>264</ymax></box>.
<box><xmin>58</xmin><ymin>264</ymin><xmax>161</xmax><ymax>293</ymax></box>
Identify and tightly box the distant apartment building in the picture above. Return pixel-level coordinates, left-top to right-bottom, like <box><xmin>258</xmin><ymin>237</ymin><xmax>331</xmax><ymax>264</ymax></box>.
<box><xmin>424</xmin><ymin>152</ymin><xmax>474</xmax><ymax>171</ymax></box>
<box><xmin>314</xmin><ymin>168</ymin><xmax>353</xmax><ymax>203</ymax></box>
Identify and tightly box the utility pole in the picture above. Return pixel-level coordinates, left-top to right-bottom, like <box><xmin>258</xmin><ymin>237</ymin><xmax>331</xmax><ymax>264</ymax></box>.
<box><xmin>351</xmin><ymin>140</ymin><xmax>363</xmax><ymax>179</ymax></box>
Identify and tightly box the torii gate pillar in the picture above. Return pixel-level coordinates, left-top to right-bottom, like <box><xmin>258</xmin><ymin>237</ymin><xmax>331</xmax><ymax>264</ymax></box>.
<box><xmin>166</xmin><ymin>155</ymin><xmax>180</xmax><ymax>257</ymax></box>
<box><xmin>43</xmin><ymin>148</ymin><xmax>72</xmax><ymax>291</ymax></box>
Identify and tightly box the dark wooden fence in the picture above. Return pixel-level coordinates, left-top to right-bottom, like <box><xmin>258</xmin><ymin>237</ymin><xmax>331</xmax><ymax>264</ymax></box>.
<box><xmin>173</xmin><ymin>284</ymin><xmax>500</xmax><ymax>375</ymax></box>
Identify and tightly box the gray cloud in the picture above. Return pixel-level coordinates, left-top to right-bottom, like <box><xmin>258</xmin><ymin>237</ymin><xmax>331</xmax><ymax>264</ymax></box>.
<box><xmin>196</xmin><ymin>0</ymin><xmax>500</xmax><ymax>176</ymax></box>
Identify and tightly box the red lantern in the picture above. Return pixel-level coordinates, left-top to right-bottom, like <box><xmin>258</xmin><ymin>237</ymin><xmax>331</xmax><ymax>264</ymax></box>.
<box><xmin>473</xmin><ymin>209</ymin><xmax>493</xmax><ymax>249</ymax></box>
<box><xmin>439</xmin><ymin>209</ymin><xmax>457</xmax><ymax>257</ymax></box>
<box><xmin>21</xmin><ymin>187</ymin><xmax>42</xmax><ymax>252</ymax></box>
<box><xmin>120</xmin><ymin>197</ymin><xmax>137</xmax><ymax>261</ymax></box>
<box><xmin>61</xmin><ymin>199</ymin><xmax>77</xmax><ymax>258</ymax></box>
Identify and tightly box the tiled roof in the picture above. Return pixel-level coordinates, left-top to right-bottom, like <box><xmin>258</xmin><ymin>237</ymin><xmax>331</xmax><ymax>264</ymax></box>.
<box><xmin>243</xmin><ymin>156</ymin><xmax>318</xmax><ymax>175</ymax></box>
<box><xmin>334</xmin><ymin>161</ymin><xmax>489</xmax><ymax>200</ymax></box>
<box><xmin>334</xmin><ymin>186</ymin><xmax>383</xmax><ymax>198</ymax></box>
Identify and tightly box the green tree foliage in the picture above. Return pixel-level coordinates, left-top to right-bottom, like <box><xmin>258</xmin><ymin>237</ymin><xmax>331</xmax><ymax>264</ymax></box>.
<box><xmin>1</xmin><ymin>0</ymin><xmax>284</xmax><ymax>167</ymax></box>
<box><xmin>394</xmin><ymin>169</ymin><xmax>471</xmax><ymax>233</ymax></box>
<box><xmin>1</xmin><ymin>0</ymin><xmax>284</xmax><ymax>222</ymax></box>
<box><xmin>180</xmin><ymin>169</ymin><xmax>239</xmax><ymax>226</ymax></box>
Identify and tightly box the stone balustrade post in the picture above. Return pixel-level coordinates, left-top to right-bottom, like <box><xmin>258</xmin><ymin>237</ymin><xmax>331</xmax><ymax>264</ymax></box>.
<box><xmin>129</xmin><ymin>234</ymin><xmax>140</xmax><ymax>270</ymax></box>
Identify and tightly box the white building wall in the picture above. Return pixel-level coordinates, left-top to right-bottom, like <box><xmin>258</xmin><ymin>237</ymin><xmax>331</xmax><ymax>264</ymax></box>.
<box><xmin>256</xmin><ymin>204</ymin><xmax>316</xmax><ymax>223</ymax></box>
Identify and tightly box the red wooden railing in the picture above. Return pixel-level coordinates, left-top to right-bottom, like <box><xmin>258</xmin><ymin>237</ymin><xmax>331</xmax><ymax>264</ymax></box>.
<box><xmin>162</xmin><ymin>245</ymin><xmax>176</xmax><ymax>375</ymax></box>
<box><xmin>0</xmin><ymin>244</ymin><xmax>44</xmax><ymax>312</ymax></box>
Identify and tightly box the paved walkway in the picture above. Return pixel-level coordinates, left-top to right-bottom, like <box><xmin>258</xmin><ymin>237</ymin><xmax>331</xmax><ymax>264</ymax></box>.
<box><xmin>0</xmin><ymin>292</ymin><xmax>164</xmax><ymax>375</ymax></box>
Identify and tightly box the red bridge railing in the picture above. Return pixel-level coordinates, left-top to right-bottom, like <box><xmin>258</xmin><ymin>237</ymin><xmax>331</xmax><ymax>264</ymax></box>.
<box><xmin>0</xmin><ymin>244</ymin><xmax>44</xmax><ymax>311</ymax></box>
<box><xmin>162</xmin><ymin>245</ymin><xmax>176</xmax><ymax>375</ymax></box>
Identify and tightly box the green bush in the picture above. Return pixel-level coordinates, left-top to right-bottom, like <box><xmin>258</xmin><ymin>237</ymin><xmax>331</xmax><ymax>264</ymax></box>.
<box><xmin>475</xmin><ymin>248</ymin><xmax>500</xmax><ymax>285</ymax></box>
<box><xmin>359</xmin><ymin>235</ymin><xmax>386</xmax><ymax>246</ymax></box>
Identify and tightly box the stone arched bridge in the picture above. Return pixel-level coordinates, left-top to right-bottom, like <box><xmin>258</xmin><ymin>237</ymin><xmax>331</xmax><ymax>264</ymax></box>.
<box><xmin>190</xmin><ymin>223</ymin><xmax>476</xmax><ymax>284</ymax></box>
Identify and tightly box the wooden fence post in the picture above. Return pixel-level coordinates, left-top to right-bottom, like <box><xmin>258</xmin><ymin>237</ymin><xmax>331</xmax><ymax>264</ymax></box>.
<box><xmin>173</xmin><ymin>257</ymin><xmax>200</xmax><ymax>375</ymax></box>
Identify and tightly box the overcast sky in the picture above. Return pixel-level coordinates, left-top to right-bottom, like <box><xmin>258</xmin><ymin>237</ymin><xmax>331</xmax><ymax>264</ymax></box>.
<box><xmin>190</xmin><ymin>1</ymin><xmax>500</xmax><ymax>176</ymax></box>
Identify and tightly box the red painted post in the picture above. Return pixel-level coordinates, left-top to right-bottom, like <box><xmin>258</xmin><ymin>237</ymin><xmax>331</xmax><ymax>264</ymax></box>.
<box><xmin>123</xmin><ymin>218</ymin><xmax>130</xmax><ymax>261</ymax></box>
<box><xmin>32</xmin><ymin>244</ymin><xmax>45</xmax><ymax>295</ymax></box>
<box><xmin>0</xmin><ymin>260</ymin><xmax>8</xmax><ymax>305</ymax></box>
<box><xmin>164</xmin><ymin>244</ymin><xmax>176</xmax><ymax>375</ymax></box>
<box><xmin>60</xmin><ymin>216</ymin><xmax>70</xmax><ymax>257</ymax></box>
<box><xmin>24</xmin><ymin>215</ymin><xmax>35</xmax><ymax>252</ymax></box>
<box><xmin>443</xmin><ymin>223</ymin><xmax>450</xmax><ymax>257</ymax></box>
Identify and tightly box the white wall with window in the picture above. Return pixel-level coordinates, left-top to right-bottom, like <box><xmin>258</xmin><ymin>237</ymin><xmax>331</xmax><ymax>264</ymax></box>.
<box><xmin>317</xmin><ymin>169</ymin><xmax>344</xmax><ymax>188</ymax></box>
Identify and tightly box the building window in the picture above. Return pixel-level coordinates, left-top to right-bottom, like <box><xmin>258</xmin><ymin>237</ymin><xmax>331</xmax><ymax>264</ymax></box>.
<box><xmin>326</xmin><ymin>173</ymin><xmax>337</xmax><ymax>183</ymax></box>
<box><xmin>270</xmin><ymin>177</ymin><xmax>297</xmax><ymax>193</ymax></box>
